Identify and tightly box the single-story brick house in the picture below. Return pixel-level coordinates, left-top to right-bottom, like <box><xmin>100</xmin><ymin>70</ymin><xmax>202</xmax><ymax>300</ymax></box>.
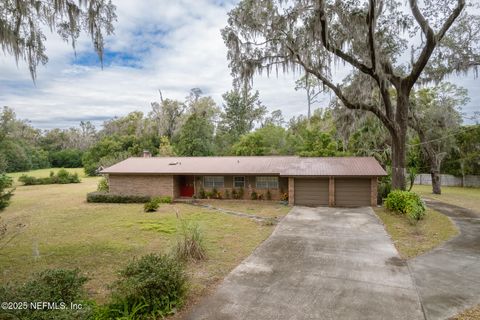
<box><xmin>100</xmin><ymin>156</ymin><xmax>387</xmax><ymax>207</ymax></box>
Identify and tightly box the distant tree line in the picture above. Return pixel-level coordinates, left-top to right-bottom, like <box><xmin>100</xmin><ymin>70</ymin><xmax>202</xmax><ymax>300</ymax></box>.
<box><xmin>0</xmin><ymin>84</ymin><xmax>478</xmax><ymax>189</ymax></box>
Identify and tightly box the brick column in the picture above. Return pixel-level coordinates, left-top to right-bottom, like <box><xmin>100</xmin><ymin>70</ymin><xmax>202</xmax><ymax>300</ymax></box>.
<box><xmin>288</xmin><ymin>177</ymin><xmax>294</xmax><ymax>205</ymax></box>
<box><xmin>371</xmin><ymin>177</ymin><xmax>378</xmax><ymax>207</ymax></box>
<box><xmin>328</xmin><ymin>177</ymin><xmax>335</xmax><ymax>207</ymax></box>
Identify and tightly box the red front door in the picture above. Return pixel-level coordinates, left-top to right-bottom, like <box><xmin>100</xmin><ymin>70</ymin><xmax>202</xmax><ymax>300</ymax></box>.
<box><xmin>180</xmin><ymin>176</ymin><xmax>194</xmax><ymax>197</ymax></box>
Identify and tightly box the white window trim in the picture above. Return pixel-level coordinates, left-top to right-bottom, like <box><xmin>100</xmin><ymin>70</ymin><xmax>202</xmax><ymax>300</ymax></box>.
<box><xmin>233</xmin><ymin>176</ymin><xmax>245</xmax><ymax>188</ymax></box>
<box><xmin>255</xmin><ymin>176</ymin><xmax>279</xmax><ymax>189</ymax></box>
<box><xmin>203</xmin><ymin>176</ymin><xmax>224</xmax><ymax>188</ymax></box>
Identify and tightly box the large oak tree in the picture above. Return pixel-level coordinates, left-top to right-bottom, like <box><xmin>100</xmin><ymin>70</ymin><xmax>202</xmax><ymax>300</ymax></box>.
<box><xmin>222</xmin><ymin>0</ymin><xmax>480</xmax><ymax>189</ymax></box>
<box><xmin>1</xmin><ymin>0</ymin><xmax>116</xmax><ymax>80</ymax></box>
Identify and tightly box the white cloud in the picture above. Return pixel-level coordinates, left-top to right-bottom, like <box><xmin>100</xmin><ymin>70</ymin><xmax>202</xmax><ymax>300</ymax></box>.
<box><xmin>0</xmin><ymin>0</ymin><xmax>478</xmax><ymax>130</ymax></box>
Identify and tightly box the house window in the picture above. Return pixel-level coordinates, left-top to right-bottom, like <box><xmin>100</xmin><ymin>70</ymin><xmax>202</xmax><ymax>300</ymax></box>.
<box><xmin>256</xmin><ymin>176</ymin><xmax>279</xmax><ymax>189</ymax></box>
<box><xmin>234</xmin><ymin>176</ymin><xmax>245</xmax><ymax>188</ymax></box>
<box><xmin>204</xmin><ymin>176</ymin><xmax>224</xmax><ymax>188</ymax></box>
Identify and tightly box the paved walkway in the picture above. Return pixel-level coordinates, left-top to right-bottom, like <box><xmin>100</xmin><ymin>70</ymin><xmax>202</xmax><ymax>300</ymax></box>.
<box><xmin>409</xmin><ymin>199</ymin><xmax>480</xmax><ymax>320</ymax></box>
<box><xmin>188</xmin><ymin>207</ymin><xmax>424</xmax><ymax>320</ymax></box>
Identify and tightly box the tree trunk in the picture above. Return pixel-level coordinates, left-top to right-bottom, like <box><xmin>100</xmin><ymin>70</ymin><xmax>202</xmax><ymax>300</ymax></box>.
<box><xmin>391</xmin><ymin>135</ymin><xmax>407</xmax><ymax>190</ymax></box>
<box><xmin>430</xmin><ymin>159</ymin><xmax>442</xmax><ymax>194</ymax></box>
<box><xmin>391</xmin><ymin>88</ymin><xmax>409</xmax><ymax>190</ymax></box>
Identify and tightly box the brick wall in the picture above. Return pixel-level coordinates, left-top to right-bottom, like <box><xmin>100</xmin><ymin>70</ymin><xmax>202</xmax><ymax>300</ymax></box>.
<box><xmin>109</xmin><ymin>174</ymin><xmax>174</xmax><ymax>198</ymax></box>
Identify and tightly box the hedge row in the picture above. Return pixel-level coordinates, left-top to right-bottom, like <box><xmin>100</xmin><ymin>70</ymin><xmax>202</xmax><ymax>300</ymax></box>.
<box><xmin>19</xmin><ymin>169</ymin><xmax>80</xmax><ymax>185</ymax></box>
<box><xmin>87</xmin><ymin>192</ymin><xmax>151</xmax><ymax>203</ymax></box>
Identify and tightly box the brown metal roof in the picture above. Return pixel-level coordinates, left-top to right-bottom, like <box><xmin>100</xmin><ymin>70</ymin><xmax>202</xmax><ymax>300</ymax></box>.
<box><xmin>100</xmin><ymin>156</ymin><xmax>387</xmax><ymax>176</ymax></box>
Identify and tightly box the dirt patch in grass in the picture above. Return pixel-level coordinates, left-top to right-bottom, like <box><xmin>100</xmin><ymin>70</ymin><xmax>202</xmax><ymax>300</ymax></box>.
<box><xmin>195</xmin><ymin>199</ymin><xmax>291</xmax><ymax>218</ymax></box>
<box><xmin>0</xmin><ymin>178</ymin><xmax>275</xmax><ymax>309</ymax></box>
<box><xmin>451</xmin><ymin>305</ymin><xmax>480</xmax><ymax>320</ymax></box>
<box><xmin>413</xmin><ymin>185</ymin><xmax>480</xmax><ymax>213</ymax></box>
<box><xmin>374</xmin><ymin>207</ymin><xmax>459</xmax><ymax>259</ymax></box>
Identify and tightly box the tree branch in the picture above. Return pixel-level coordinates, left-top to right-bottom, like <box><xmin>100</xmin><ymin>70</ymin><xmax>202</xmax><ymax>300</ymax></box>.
<box><xmin>316</xmin><ymin>0</ymin><xmax>374</xmax><ymax>77</ymax></box>
<box><xmin>286</xmin><ymin>45</ymin><xmax>395</xmax><ymax>133</ymax></box>
<box><xmin>367</xmin><ymin>0</ymin><xmax>377</xmax><ymax>72</ymax></box>
<box><xmin>406</xmin><ymin>0</ymin><xmax>465</xmax><ymax>87</ymax></box>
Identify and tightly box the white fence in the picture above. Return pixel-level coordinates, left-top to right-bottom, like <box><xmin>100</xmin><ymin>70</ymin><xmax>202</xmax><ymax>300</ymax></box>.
<box><xmin>414</xmin><ymin>174</ymin><xmax>480</xmax><ymax>187</ymax></box>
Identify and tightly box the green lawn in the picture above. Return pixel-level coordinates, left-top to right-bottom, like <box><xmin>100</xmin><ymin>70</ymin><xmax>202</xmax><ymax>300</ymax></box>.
<box><xmin>7</xmin><ymin>167</ymin><xmax>86</xmax><ymax>186</ymax></box>
<box><xmin>413</xmin><ymin>185</ymin><xmax>480</xmax><ymax>212</ymax></box>
<box><xmin>0</xmin><ymin>177</ymin><xmax>277</xmax><ymax>309</ymax></box>
<box><xmin>374</xmin><ymin>207</ymin><xmax>458</xmax><ymax>259</ymax></box>
<box><xmin>196</xmin><ymin>199</ymin><xmax>291</xmax><ymax>218</ymax></box>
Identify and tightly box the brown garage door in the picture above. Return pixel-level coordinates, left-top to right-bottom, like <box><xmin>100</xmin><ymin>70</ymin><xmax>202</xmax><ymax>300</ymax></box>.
<box><xmin>335</xmin><ymin>178</ymin><xmax>371</xmax><ymax>207</ymax></box>
<box><xmin>294</xmin><ymin>178</ymin><xmax>329</xmax><ymax>206</ymax></box>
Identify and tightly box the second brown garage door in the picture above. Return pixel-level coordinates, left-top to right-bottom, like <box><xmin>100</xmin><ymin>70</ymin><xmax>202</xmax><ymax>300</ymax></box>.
<box><xmin>294</xmin><ymin>178</ymin><xmax>329</xmax><ymax>206</ymax></box>
<box><xmin>335</xmin><ymin>178</ymin><xmax>371</xmax><ymax>207</ymax></box>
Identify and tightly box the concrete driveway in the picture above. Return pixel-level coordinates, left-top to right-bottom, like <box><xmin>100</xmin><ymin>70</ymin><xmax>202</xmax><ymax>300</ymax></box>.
<box><xmin>409</xmin><ymin>199</ymin><xmax>480</xmax><ymax>320</ymax></box>
<box><xmin>188</xmin><ymin>206</ymin><xmax>424</xmax><ymax>320</ymax></box>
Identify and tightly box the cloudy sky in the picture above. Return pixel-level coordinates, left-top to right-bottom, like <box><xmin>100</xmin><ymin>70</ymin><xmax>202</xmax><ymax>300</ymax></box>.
<box><xmin>0</xmin><ymin>0</ymin><xmax>478</xmax><ymax>130</ymax></box>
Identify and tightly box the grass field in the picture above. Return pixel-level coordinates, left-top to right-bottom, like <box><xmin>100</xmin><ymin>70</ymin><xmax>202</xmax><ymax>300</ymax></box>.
<box><xmin>0</xmin><ymin>173</ymin><xmax>278</xmax><ymax>312</ymax></box>
<box><xmin>412</xmin><ymin>185</ymin><xmax>480</xmax><ymax>212</ymax></box>
<box><xmin>374</xmin><ymin>207</ymin><xmax>459</xmax><ymax>259</ymax></box>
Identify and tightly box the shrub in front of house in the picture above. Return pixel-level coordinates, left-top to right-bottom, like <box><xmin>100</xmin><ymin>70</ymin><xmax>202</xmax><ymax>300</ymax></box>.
<box><xmin>250</xmin><ymin>190</ymin><xmax>258</xmax><ymax>200</ymax></box>
<box><xmin>97</xmin><ymin>177</ymin><xmax>109</xmax><ymax>192</ymax></box>
<box><xmin>143</xmin><ymin>196</ymin><xmax>173</xmax><ymax>212</ymax></box>
<box><xmin>266</xmin><ymin>190</ymin><xmax>272</xmax><ymax>200</ymax></box>
<box><xmin>105</xmin><ymin>254</ymin><xmax>188</xmax><ymax>319</ymax></box>
<box><xmin>19</xmin><ymin>169</ymin><xmax>80</xmax><ymax>185</ymax></box>
<box><xmin>198</xmin><ymin>188</ymin><xmax>206</xmax><ymax>199</ymax></box>
<box><xmin>159</xmin><ymin>196</ymin><xmax>172</xmax><ymax>204</ymax></box>
<box><xmin>144</xmin><ymin>198</ymin><xmax>160</xmax><ymax>212</ymax></box>
<box><xmin>385</xmin><ymin>190</ymin><xmax>426</xmax><ymax>223</ymax></box>
<box><xmin>0</xmin><ymin>268</ymin><xmax>94</xmax><ymax>320</ymax></box>
<box><xmin>87</xmin><ymin>192</ymin><xmax>151</xmax><ymax>203</ymax></box>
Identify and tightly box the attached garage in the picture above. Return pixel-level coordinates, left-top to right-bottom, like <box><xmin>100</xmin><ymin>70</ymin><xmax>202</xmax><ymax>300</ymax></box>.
<box><xmin>335</xmin><ymin>178</ymin><xmax>371</xmax><ymax>207</ymax></box>
<box><xmin>294</xmin><ymin>178</ymin><xmax>329</xmax><ymax>206</ymax></box>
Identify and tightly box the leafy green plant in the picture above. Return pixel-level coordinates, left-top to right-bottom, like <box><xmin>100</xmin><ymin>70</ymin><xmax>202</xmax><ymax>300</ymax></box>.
<box><xmin>377</xmin><ymin>174</ymin><xmax>392</xmax><ymax>204</ymax></box>
<box><xmin>18</xmin><ymin>169</ymin><xmax>80</xmax><ymax>185</ymax></box>
<box><xmin>225</xmin><ymin>189</ymin><xmax>230</xmax><ymax>199</ymax></box>
<box><xmin>385</xmin><ymin>190</ymin><xmax>426</xmax><ymax>224</ymax></box>
<box><xmin>238</xmin><ymin>187</ymin><xmax>244</xmax><ymax>199</ymax></box>
<box><xmin>280</xmin><ymin>192</ymin><xmax>288</xmax><ymax>202</ymax></box>
<box><xmin>0</xmin><ymin>269</ymin><xmax>94</xmax><ymax>320</ymax></box>
<box><xmin>174</xmin><ymin>220</ymin><xmax>207</xmax><ymax>262</ymax></box>
<box><xmin>205</xmin><ymin>191</ymin><xmax>214</xmax><ymax>199</ymax></box>
<box><xmin>144</xmin><ymin>196</ymin><xmax>172</xmax><ymax>212</ymax></box>
<box><xmin>0</xmin><ymin>174</ymin><xmax>14</xmax><ymax>211</ymax></box>
<box><xmin>97</xmin><ymin>177</ymin><xmax>109</xmax><ymax>192</ymax></box>
<box><xmin>231</xmin><ymin>188</ymin><xmax>238</xmax><ymax>199</ymax></box>
<box><xmin>144</xmin><ymin>198</ymin><xmax>160</xmax><ymax>212</ymax></box>
<box><xmin>87</xmin><ymin>192</ymin><xmax>150</xmax><ymax>203</ymax></box>
<box><xmin>250</xmin><ymin>190</ymin><xmax>258</xmax><ymax>200</ymax></box>
<box><xmin>107</xmin><ymin>254</ymin><xmax>187</xmax><ymax>318</ymax></box>
<box><xmin>159</xmin><ymin>196</ymin><xmax>172</xmax><ymax>204</ymax></box>
<box><xmin>198</xmin><ymin>188</ymin><xmax>206</xmax><ymax>199</ymax></box>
